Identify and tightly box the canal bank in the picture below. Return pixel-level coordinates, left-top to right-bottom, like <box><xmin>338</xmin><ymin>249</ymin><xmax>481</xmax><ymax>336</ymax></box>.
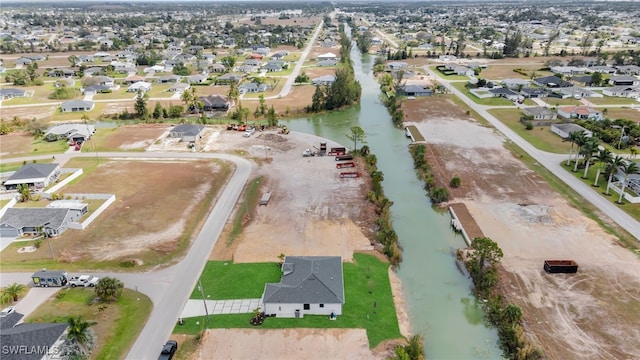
<box><xmin>283</xmin><ymin>26</ymin><xmax>503</xmax><ymax>359</ymax></box>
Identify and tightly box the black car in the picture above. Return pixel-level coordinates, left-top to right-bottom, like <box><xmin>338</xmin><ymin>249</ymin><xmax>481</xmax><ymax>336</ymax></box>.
<box><xmin>158</xmin><ymin>340</ymin><xmax>178</xmax><ymax>360</ymax></box>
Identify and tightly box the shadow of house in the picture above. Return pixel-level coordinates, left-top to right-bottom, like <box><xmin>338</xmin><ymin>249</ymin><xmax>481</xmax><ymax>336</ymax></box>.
<box><xmin>261</xmin><ymin>256</ymin><xmax>344</xmax><ymax>318</ymax></box>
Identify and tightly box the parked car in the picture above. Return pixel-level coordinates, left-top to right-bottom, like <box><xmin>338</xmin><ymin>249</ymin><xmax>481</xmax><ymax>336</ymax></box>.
<box><xmin>158</xmin><ymin>340</ymin><xmax>178</xmax><ymax>360</ymax></box>
<box><xmin>68</xmin><ymin>275</ymin><xmax>100</xmax><ymax>288</ymax></box>
<box><xmin>243</xmin><ymin>127</ymin><xmax>256</xmax><ymax>137</ymax></box>
<box><xmin>0</xmin><ymin>306</ymin><xmax>15</xmax><ymax>317</ymax></box>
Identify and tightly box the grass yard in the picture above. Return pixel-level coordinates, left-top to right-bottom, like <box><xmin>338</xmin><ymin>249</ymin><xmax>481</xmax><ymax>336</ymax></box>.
<box><xmin>489</xmin><ymin>108</ymin><xmax>571</xmax><ymax>153</ymax></box>
<box><xmin>589</xmin><ymin>96</ymin><xmax>639</xmax><ymax>106</ymax></box>
<box><xmin>93</xmin><ymin>89</ymin><xmax>137</xmax><ymax>101</ymax></box>
<box><xmin>189</xmin><ymin>260</ymin><xmax>282</xmax><ymax>300</ymax></box>
<box><xmin>25</xmin><ymin>287</ymin><xmax>152</xmax><ymax>360</ymax></box>
<box><xmin>48</xmin><ymin>103</ymin><xmax>108</xmax><ymax>122</ymax></box>
<box><xmin>542</xmin><ymin>98</ymin><xmax>582</xmax><ymax>107</ymax></box>
<box><xmin>605</xmin><ymin>108</ymin><xmax>640</xmax><ymax>121</ymax></box>
<box><xmin>452</xmin><ymin>82</ymin><xmax>515</xmax><ymax>106</ymax></box>
<box><xmin>176</xmin><ymin>253</ymin><xmax>402</xmax><ymax>348</ymax></box>
<box><xmin>146</xmin><ymin>84</ymin><xmax>173</xmax><ymax>98</ymax></box>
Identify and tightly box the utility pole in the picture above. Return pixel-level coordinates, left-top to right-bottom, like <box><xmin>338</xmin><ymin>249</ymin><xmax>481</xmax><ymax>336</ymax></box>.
<box><xmin>197</xmin><ymin>279</ymin><xmax>210</xmax><ymax>328</ymax></box>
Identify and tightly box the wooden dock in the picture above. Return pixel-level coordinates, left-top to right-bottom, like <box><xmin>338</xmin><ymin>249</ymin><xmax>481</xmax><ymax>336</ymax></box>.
<box><xmin>449</xmin><ymin>203</ymin><xmax>484</xmax><ymax>246</ymax></box>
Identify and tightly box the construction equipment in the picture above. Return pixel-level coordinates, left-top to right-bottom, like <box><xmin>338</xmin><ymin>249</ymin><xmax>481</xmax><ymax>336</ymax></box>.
<box><xmin>281</xmin><ymin>126</ymin><xmax>290</xmax><ymax>134</ymax></box>
<box><xmin>302</xmin><ymin>149</ymin><xmax>315</xmax><ymax>157</ymax></box>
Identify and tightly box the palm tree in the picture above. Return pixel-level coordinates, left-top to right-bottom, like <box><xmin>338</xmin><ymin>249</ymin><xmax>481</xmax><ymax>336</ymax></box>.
<box><xmin>17</xmin><ymin>183</ymin><xmax>31</xmax><ymax>202</ymax></box>
<box><xmin>95</xmin><ymin>277</ymin><xmax>124</xmax><ymax>302</ymax></box>
<box><xmin>593</xmin><ymin>148</ymin><xmax>613</xmax><ymax>186</ymax></box>
<box><xmin>573</xmin><ymin>132</ymin><xmax>588</xmax><ymax>172</ymax></box>
<box><xmin>227</xmin><ymin>82</ymin><xmax>239</xmax><ymax>105</ymax></box>
<box><xmin>617</xmin><ymin>162</ymin><xmax>639</xmax><ymax>204</ymax></box>
<box><xmin>566</xmin><ymin>130</ymin><xmax>583</xmax><ymax>166</ymax></box>
<box><xmin>605</xmin><ymin>155</ymin><xmax>625</xmax><ymax>195</ymax></box>
<box><xmin>1</xmin><ymin>283</ymin><xmax>27</xmax><ymax>303</ymax></box>
<box><xmin>581</xmin><ymin>138</ymin><xmax>600</xmax><ymax>179</ymax></box>
<box><xmin>631</xmin><ymin>147</ymin><xmax>637</xmax><ymax>160</ymax></box>
<box><xmin>66</xmin><ymin>316</ymin><xmax>97</xmax><ymax>357</ymax></box>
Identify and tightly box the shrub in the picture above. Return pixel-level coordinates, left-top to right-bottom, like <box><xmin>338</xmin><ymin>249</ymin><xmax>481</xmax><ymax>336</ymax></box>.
<box><xmin>450</xmin><ymin>177</ymin><xmax>461</xmax><ymax>188</ymax></box>
<box><xmin>430</xmin><ymin>187</ymin><xmax>449</xmax><ymax>203</ymax></box>
<box><xmin>525</xmin><ymin>121</ymin><xmax>534</xmax><ymax>130</ymax></box>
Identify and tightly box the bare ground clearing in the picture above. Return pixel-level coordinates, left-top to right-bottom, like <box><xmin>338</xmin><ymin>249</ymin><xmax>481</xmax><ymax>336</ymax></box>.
<box><xmin>0</xmin><ymin>131</ymin><xmax>33</xmax><ymax>156</ymax></box>
<box><xmin>91</xmin><ymin>124</ymin><xmax>168</xmax><ymax>151</ymax></box>
<box><xmin>403</xmin><ymin>96</ymin><xmax>640</xmax><ymax>359</ymax></box>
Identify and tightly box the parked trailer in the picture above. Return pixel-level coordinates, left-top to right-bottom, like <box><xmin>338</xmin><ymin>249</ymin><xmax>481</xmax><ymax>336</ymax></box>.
<box><xmin>335</xmin><ymin>154</ymin><xmax>353</xmax><ymax>161</ymax></box>
<box><xmin>340</xmin><ymin>172</ymin><xmax>360</xmax><ymax>178</ymax></box>
<box><xmin>336</xmin><ymin>162</ymin><xmax>355</xmax><ymax>169</ymax></box>
<box><xmin>32</xmin><ymin>269</ymin><xmax>69</xmax><ymax>287</ymax></box>
<box><xmin>544</xmin><ymin>260</ymin><xmax>578</xmax><ymax>273</ymax></box>
<box><xmin>259</xmin><ymin>192</ymin><xmax>271</xmax><ymax>206</ymax></box>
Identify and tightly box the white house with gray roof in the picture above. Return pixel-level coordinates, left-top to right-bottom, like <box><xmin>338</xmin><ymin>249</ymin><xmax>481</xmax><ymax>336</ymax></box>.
<box><xmin>0</xmin><ymin>207</ymin><xmax>75</xmax><ymax>238</ymax></box>
<box><xmin>60</xmin><ymin>100</ymin><xmax>95</xmax><ymax>113</ymax></box>
<box><xmin>261</xmin><ymin>256</ymin><xmax>344</xmax><ymax>318</ymax></box>
<box><xmin>2</xmin><ymin>163</ymin><xmax>60</xmax><ymax>191</ymax></box>
<box><xmin>45</xmin><ymin>123</ymin><xmax>95</xmax><ymax>143</ymax></box>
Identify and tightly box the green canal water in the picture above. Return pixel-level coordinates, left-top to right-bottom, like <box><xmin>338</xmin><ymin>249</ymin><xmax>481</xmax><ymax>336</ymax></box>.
<box><xmin>282</xmin><ymin>29</ymin><xmax>503</xmax><ymax>359</ymax></box>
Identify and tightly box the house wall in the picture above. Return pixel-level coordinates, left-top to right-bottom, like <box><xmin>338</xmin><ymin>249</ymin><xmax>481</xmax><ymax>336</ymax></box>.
<box><xmin>551</xmin><ymin>125</ymin><xmax>569</xmax><ymax>138</ymax></box>
<box><xmin>264</xmin><ymin>302</ymin><xmax>343</xmax><ymax>318</ymax></box>
<box><xmin>0</xmin><ymin>224</ymin><xmax>21</xmax><ymax>238</ymax></box>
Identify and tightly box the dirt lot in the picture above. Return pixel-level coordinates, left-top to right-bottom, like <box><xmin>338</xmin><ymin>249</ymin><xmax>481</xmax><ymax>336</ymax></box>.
<box><xmin>403</xmin><ymin>96</ymin><xmax>640</xmax><ymax>359</ymax></box>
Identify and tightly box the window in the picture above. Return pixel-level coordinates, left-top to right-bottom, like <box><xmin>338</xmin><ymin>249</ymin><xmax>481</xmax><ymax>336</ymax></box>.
<box><xmin>319</xmin><ymin>304</ymin><xmax>324</xmax><ymax>308</ymax></box>
<box><xmin>303</xmin><ymin>304</ymin><xmax>310</xmax><ymax>310</ymax></box>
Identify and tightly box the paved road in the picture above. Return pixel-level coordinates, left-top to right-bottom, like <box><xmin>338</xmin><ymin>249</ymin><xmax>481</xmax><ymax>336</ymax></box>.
<box><xmin>0</xmin><ymin>151</ymin><xmax>253</xmax><ymax>359</ymax></box>
<box><xmin>424</xmin><ymin>66</ymin><xmax>640</xmax><ymax>240</ymax></box>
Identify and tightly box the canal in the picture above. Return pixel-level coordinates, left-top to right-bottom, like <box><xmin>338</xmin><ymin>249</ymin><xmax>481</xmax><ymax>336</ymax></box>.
<box><xmin>283</xmin><ymin>27</ymin><xmax>503</xmax><ymax>359</ymax></box>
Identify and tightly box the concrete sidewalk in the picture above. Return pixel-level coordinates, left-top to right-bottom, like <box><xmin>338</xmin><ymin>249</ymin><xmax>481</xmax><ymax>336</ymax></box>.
<box><xmin>180</xmin><ymin>298</ymin><xmax>262</xmax><ymax>318</ymax></box>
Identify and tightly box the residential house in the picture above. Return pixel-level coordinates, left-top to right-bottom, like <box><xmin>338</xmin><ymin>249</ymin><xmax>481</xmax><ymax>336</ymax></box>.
<box><xmin>47</xmin><ymin>68</ymin><xmax>75</xmax><ymax>77</ymax></box>
<box><xmin>0</xmin><ymin>88</ymin><xmax>26</xmax><ymax>100</ymax></box>
<box><xmin>156</xmin><ymin>75</ymin><xmax>181</xmax><ymax>84</ymax></box>
<box><xmin>312</xmin><ymin>75</ymin><xmax>336</xmax><ymax>86</ymax></box>
<box><xmin>557</xmin><ymin>106</ymin><xmax>604</xmax><ymax>120</ymax></box>
<box><xmin>571</xmin><ymin>75</ymin><xmax>596</xmax><ymax>86</ymax></box>
<box><xmin>609</xmin><ymin>75</ymin><xmax>640</xmax><ymax>86</ymax></box>
<box><xmin>83</xmin><ymin>67</ymin><xmax>106</xmax><ymax>77</ymax></box>
<box><xmin>127</xmin><ymin>81</ymin><xmax>153</xmax><ymax>93</ymax></box>
<box><xmin>586</xmin><ymin>66</ymin><xmax>616</xmax><ymax>74</ymax></box>
<box><xmin>169</xmin><ymin>124</ymin><xmax>205</xmax><ymax>142</ymax></box>
<box><xmin>489</xmin><ymin>87</ymin><xmax>520</xmax><ymax>101</ymax></box>
<box><xmin>15</xmin><ymin>57</ymin><xmax>33</xmax><ymax>66</ymax></box>
<box><xmin>0</xmin><ymin>208</ymin><xmax>69</xmax><ymax>238</ymax></box>
<box><xmin>615</xmin><ymin>65</ymin><xmax>640</xmax><ymax>75</ymax></box>
<box><xmin>91</xmin><ymin>75</ymin><xmax>115</xmax><ymax>87</ymax></box>
<box><xmin>445</xmin><ymin>64</ymin><xmax>474</xmax><ymax>76</ymax></box>
<box><xmin>261</xmin><ymin>256</ymin><xmax>344</xmax><ymax>318</ymax></box>
<box><xmin>77</xmin><ymin>55</ymin><xmax>94</xmax><ymax>63</ymax></box>
<box><xmin>271</xmin><ymin>50</ymin><xmax>289</xmax><ymax>60</ymax></box>
<box><xmin>2</xmin><ymin>163</ymin><xmax>60</xmax><ymax>191</ymax></box>
<box><xmin>533</xmin><ymin>75</ymin><xmax>572</xmax><ymax>88</ymax></box>
<box><xmin>186</xmin><ymin>74</ymin><xmax>207</xmax><ymax>84</ymax></box>
<box><xmin>215</xmin><ymin>73</ymin><xmax>243</xmax><ymax>84</ymax></box>
<box><xmin>550</xmin><ymin>66</ymin><xmax>586</xmax><ymax>75</ymax></box>
<box><xmin>210</xmin><ymin>63</ymin><xmax>226</xmax><ymax>73</ymax></box>
<box><xmin>123</xmin><ymin>75</ymin><xmax>145</xmax><ymax>85</ymax></box>
<box><xmin>82</xmin><ymin>84</ymin><xmax>111</xmax><ymax>95</ymax></box>
<box><xmin>261</xmin><ymin>63</ymin><xmax>282</xmax><ymax>72</ymax></box>
<box><xmin>521</xmin><ymin>87</ymin><xmax>548</xmax><ymax>98</ymax></box>
<box><xmin>200</xmin><ymin>94</ymin><xmax>232</xmax><ymax>112</ymax></box>
<box><xmin>398</xmin><ymin>84</ymin><xmax>433</xmax><ymax>97</ymax></box>
<box><xmin>501</xmin><ymin>78</ymin><xmax>530</xmax><ymax>89</ymax></box>
<box><xmin>238</xmin><ymin>82</ymin><xmax>270</xmax><ymax>93</ymax></box>
<box><xmin>60</xmin><ymin>100</ymin><xmax>95</xmax><ymax>113</ymax></box>
<box><xmin>45</xmin><ymin>123</ymin><xmax>95</xmax><ymax>143</ymax></box>
<box><xmin>317</xmin><ymin>52</ymin><xmax>337</xmax><ymax>61</ymax></box>
<box><xmin>550</xmin><ymin>86</ymin><xmax>598</xmax><ymax>99</ymax></box>
<box><xmin>0</xmin><ymin>314</ymin><xmax>68</xmax><ymax>360</ymax></box>
<box><xmin>387</xmin><ymin>61</ymin><xmax>408</xmax><ymax>70</ymax></box>
<box><xmin>602</xmin><ymin>86</ymin><xmax>640</xmax><ymax>98</ymax></box>
<box><xmin>551</xmin><ymin>123</ymin><xmax>593</xmax><ymax>139</ymax></box>
<box><xmin>169</xmin><ymin>83</ymin><xmax>190</xmax><ymax>93</ymax></box>
<box><xmin>317</xmin><ymin>59</ymin><xmax>337</xmax><ymax>67</ymax></box>
<box><xmin>522</xmin><ymin>106</ymin><xmax>558</xmax><ymax>121</ymax></box>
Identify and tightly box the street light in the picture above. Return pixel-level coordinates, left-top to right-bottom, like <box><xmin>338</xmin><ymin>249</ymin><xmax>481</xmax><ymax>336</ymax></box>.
<box><xmin>197</xmin><ymin>279</ymin><xmax>210</xmax><ymax>328</ymax></box>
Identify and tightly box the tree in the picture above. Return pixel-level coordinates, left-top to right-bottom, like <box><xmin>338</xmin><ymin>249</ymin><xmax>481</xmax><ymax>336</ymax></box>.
<box><xmin>469</xmin><ymin>236</ymin><xmax>504</xmax><ymax>280</ymax></box>
<box><xmin>294</xmin><ymin>71</ymin><xmax>310</xmax><ymax>84</ymax></box>
<box><xmin>593</xmin><ymin>148</ymin><xmax>613</xmax><ymax>186</ymax></box>
<box><xmin>356</xmin><ymin>30</ymin><xmax>372</xmax><ymax>54</ymax></box>
<box><xmin>95</xmin><ymin>277</ymin><xmax>124</xmax><ymax>302</ymax></box>
<box><xmin>152</xmin><ymin>103</ymin><xmax>163</xmax><ymax>119</ymax></box>
<box><xmin>311</xmin><ymin>85</ymin><xmax>326</xmax><ymax>112</ymax></box>
<box><xmin>266</xmin><ymin>105</ymin><xmax>277</xmax><ymax>126</ymax></box>
<box><xmin>134</xmin><ymin>89</ymin><xmax>149</xmax><ymax>119</ymax></box>
<box><xmin>581</xmin><ymin>138</ymin><xmax>600</xmax><ymax>179</ymax></box>
<box><xmin>64</xmin><ymin>316</ymin><xmax>97</xmax><ymax>358</ymax></box>
<box><xmin>68</xmin><ymin>55</ymin><xmax>79</xmax><ymax>67</ymax></box>
<box><xmin>573</xmin><ymin>132</ymin><xmax>589</xmax><ymax>172</ymax></box>
<box><xmin>605</xmin><ymin>155</ymin><xmax>625</xmax><ymax>195</ymax></box>
<box><xmin>16</xmin><ymin>183</ymin><xmax>31</xmax><ymax>202</ymax></box>
<box><xmin>221</xmin><ymin>56</ymin><xmax>236</xmax><ymax>71</ymax></box>
<box><xmin>258</xmin><ymin>94</ymin><xmax>267</xmax><ymax>116</ymax></box>
<box><xmin>1</xmin><ymin>283</ymin><xmax>27</xmax><ymax>303</ymax></box>
<box><xmin>590</xmin><ymin>72</ymin><xmax>603</xmax><ymax>86</ymax></box>
<box><xmin>227</xmin><ymin>82</ymin><xmax>239</xmax><ymax>105</ymax></box>
<box><xmin>172</xmin><ymin>61</ymin><xmax>190</xmax><ymax>76</ymax></box>
<box><xmin>617</xmin><ymin>162</ymin><xmax>639</xmax><ymax>204</ymax></box>
<box><xmin>345</xmin><ymin>126</ymin><xmax>366</xmax><ymax>152</ymax></box>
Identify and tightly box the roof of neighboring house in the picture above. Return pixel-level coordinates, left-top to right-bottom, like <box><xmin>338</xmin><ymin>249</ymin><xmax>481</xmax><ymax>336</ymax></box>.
<box><xmin>317</xmin><ymin>59</ymin><xmax>337</xmax><ymax>66</ymax></box>
<box><xmin>61</xmin><ymin>100</ymin><xmax>94</xmax><ymax>109</ymax></box>
<box><xmin>170</xmin><ymin>124</ymin><xmax>205</xmax><ymax>136</ymax></box>
<box><xmin>553</xmin><ymin>123</ymin><xmax>591</xmax><ymax>136</ymax></box>
<box><xmin>572</xmin><ymin>75</ymin><xmax>593</xmax><ymax>83</ymax></box>
<box><xmin>217</xmin><ymin>73</ymin><xmax>243</xmax><ymax>80</ymax></box>
<box><xmin>534</xmin><ymin>75</ymin><xmax>572</xmax><ymax>87</ymax></box>
<box><xmin>558</xmin><ymin>106</ymin><xmax>602</xmax><ymax>116</ymax></box>
<box><xmin>263</xmin><ymin>256</ymin><xmax>344</xmax><ymax>305</ymax></box>
<box><xmin>4</xmin><ymin>164</ymin><xmax>59</xmax><ymax>185</ymax></box>
<box><xmin>605</xmin><ymin>85</ymin><xmax>639</xmax><ymax>92</ymax></box>
<box><xmin>400</xmin><ymin>84</ymin><xmax>432</xmax><ymax>93</ymax></box>
<box><xmin>187</xmin><ymin>74</ymin><xmax>207</xmax><ymax>82</ymax></box>
<box><xmin>84</xmin><ymin>84</ymin><xmax>111</xmax><ymax>92</ymax></box>
<box><xmin>156</xmin><ymin>75</ymin><xmax>181</xmax><ymax>82</ymax></box>
<box><xmin>312</xmin><ymin>75</ymin><xmax>336</xmax><ymax>84</ymax></box>
<box><xmin>200</xmin><ymin>94</ymin><xmax>229</xmax><ymax>107</ymax></box>
<box><xmin>0</xmin><ymin>208</ymin><xmax>71</xmax><ymax>231</ymax></box>
<box><xmin>318</xmin><ymin>52</ymin><xmax>337</xmax><ymax>58</ymax></box>
<box><xmin>0</xmin><ymin>323</ymin><xmax>68</xmax><ymax>360</ymax></box>
<box><xmin>502</xmin><ymin>78</ymin><xmax>530</xmax><ymax>85</ymax></box>
<box><xmin>522</xmin><ymin>106</ymin><xmax>555</xmax><ymax>117</ymax></box>
<box><xmin>0</xmin><ymin>88</ymin><xmax>26</xmax><ymax>97</ymax></box>
<box><xmin>610</xmin><ymin>75</ymin><xmax>639</xmax><ymax>81</ymax></box>
<box><xmin>45</xmin><ymin>123</ymin><xmax>95</xmax><ymax>139</ymax></box>
<box><xmin>489</xmin><ymin>87</ymin><xmax>518</xmax><ymax>96</ymax></box>
<box><xmin>0</xmin><ymin>312</ymin><xmax>24</xmax><ymax>330</ymax></box>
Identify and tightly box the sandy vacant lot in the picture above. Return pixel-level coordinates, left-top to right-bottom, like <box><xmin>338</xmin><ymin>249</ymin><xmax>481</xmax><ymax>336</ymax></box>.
<box><xmin>404</xmin><ymin>96</ymin><xmax>640</xmax><ymax>359</ymax></box>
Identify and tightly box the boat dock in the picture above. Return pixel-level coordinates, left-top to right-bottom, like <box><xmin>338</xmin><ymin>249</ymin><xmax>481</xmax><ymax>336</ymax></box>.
<box><xmin>449</xmin><ymin>203</ymin><xmax>484</xmax><ymax>246</ymax></box>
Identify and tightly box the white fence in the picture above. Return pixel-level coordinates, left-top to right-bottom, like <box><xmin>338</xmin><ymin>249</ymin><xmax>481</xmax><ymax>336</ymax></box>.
<box><xmin>67</xmin><ymin>194</ymin><xmax>116</xmax><ymax>230</ymax></box>
<box><xmin>46</xmin><ymin>168</ymin><xmax>83</xmax><ymax>194</ymax></box>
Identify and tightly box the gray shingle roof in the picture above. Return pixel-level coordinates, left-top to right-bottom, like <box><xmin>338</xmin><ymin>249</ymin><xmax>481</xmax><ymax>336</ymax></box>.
<box><xmin>0</xmin><ymin>323</ymin><xmax>68</xmax><ymax>360</ymax></box>
<box><xmin>0</xmin><ymin>312</ymin><xmax>24</xmax><ymax>330</ymax></box>
<box><xmin>263</xmin><ymin>256</ymin><xmax>344</xmax><ymax>304</ymax></box>
<box><xmin>5</xmin><ymin>164</ymin><xmax>58</xmax><ymax>183</ymax></box>
<box><xmin>0</xmin><ymin>208</ymin><xmax>70</xmax><ymax>231</ymax></box>
<box><xmin>170</xmin><ymin>124</ymin><xmax>204</xmax><ymax>136</ymax></box>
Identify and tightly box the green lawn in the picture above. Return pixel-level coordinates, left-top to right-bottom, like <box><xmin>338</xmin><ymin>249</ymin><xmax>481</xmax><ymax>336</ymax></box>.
<box><xmin>25</xmin><ymin>288</ymin><xmax>152</xmax><ymax>360</ymax></box>
<box><xmin>31</xmin><ymin>138</ymin><xmax>70</xmax><ymax>155</ymax></box>
<box><xmin>489</xmin><ymin>108</ymin><xmax>571</xmax><ymax>154</ymax></box>
<box><xmin>177</xmin><ymin>253</ymin><xmax>402</xmax><ymax>348</ymax></box>
<box><xmin>560</xmin><ymin>160</ymin><xmax>640</xmax><ymax>221</ymax></box>
<box><xmin>589</xmin><ymin>96</ymin><xmax>639</xmax><ymax>106</ymax></box>
<box><xmin>189</xmin><ymin>260</ymin><xmax>282</xmax><ymax>300</ymax></box>
<box><xmin>93</xmin><ymin>89</ymin><xmax>136</xmax><ymax>100</ymax></box>
<box><xmin>543</xmin><ymin>98</ymin><xmax>582</xmax><ymax>107</ymax></box>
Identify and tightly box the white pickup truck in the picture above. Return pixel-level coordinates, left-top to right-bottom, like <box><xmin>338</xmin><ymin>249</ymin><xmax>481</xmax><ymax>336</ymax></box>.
<box><xmin>68</xmin><ymin>275</ymin><xmax>99</xmax><ymax>288</ymax></box>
